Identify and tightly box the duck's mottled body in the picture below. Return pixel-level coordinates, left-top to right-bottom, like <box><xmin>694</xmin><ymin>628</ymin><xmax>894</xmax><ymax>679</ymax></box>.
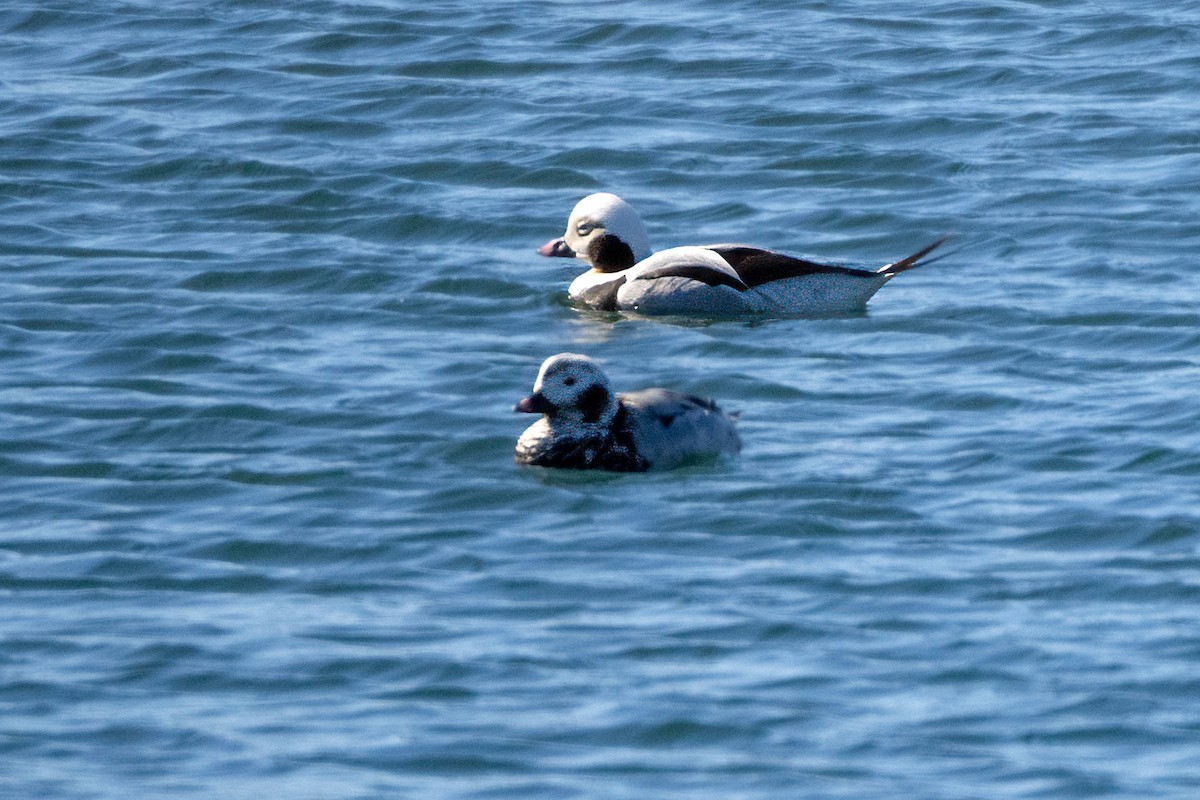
<box><xmin>514</xmin><ymin>354</ymin><xmax>740</xmax><ymax>472</ymax></box>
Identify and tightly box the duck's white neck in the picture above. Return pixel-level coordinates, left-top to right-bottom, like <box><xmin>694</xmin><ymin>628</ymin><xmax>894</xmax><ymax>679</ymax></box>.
<box><xmin>569</xmin><ymin>267</ymin><xmax>626</xmax><ymax>297</ymax></box>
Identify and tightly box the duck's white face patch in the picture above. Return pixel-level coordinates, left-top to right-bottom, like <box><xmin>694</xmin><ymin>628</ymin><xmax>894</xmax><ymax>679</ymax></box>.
<box><xmin>562</xmin><ymin>193</ymin><xmax>652</xmax><ymax>267</ymax></box>
<box><xmin>533</xmin><ymin>353</ymin><xmax>616</xmax><ymax>425</ymax></box>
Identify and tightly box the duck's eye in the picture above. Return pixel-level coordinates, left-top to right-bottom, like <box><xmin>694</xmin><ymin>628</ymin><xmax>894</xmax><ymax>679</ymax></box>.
<box><xmin>575</xmin><ymin>222</ymin><xmax>594</xmax><ymax>236</ymax></box>
<box><xmin>563</xmin><ymin>376</ymin><xmax>576</xmax><ymax>387</ymax></box>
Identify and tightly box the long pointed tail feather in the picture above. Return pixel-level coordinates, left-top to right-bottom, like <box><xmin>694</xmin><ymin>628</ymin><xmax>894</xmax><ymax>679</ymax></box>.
<box><xmin>876</xmin><ymin>235</ymin><xmax>951</xmax><ymax>276</ymax></box>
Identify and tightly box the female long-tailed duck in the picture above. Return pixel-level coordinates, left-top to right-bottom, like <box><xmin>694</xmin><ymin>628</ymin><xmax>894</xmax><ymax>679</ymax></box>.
<box><xmin>514</xmin><ymin>353</ymin><xmax>741</xmax><ymax>472</ymax></box>
<box><xmin>538</xmin><ymin>192</ymin><xmax>948</xmax><ymax>315</ymax></box>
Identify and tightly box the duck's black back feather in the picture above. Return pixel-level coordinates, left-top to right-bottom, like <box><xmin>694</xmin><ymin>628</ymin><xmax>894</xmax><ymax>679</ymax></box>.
<box><xmin>709</xmin><ymin>245</ymin><xmax>877</xmax><ymax>287</ymax></box>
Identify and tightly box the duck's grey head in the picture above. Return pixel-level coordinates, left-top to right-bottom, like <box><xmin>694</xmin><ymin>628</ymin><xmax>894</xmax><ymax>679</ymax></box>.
<box><xmin>515</xmin><ymin>352</ymin><xmax>618</xmax><ymax>426</ymax></box>
<box><xmin>537</xmin><ymin>193</ymin><xmax>652</xmax><ymax>273</ymax></box>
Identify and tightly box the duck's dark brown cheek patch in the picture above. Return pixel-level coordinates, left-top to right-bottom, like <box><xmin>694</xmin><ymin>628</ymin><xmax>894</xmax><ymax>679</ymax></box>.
<box><xmin>578</xmin><ymin>385</ymin><xmax>611</xmax><ymax>423</ymax></box>
<box><xmin>588</xmin><ymin>234</ymin><xmax>636</xmax><ymax>273</ymax></box>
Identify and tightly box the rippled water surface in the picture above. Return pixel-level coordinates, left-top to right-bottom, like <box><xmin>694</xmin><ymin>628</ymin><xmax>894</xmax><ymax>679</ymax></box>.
<box><xmin>3</xmin><ymin>1</ymin><xmax>1200</xmax><ymax>797</ymax></box>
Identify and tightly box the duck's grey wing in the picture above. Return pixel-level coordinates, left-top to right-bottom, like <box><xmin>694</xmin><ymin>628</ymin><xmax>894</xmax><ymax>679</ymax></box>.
<box><xmin>620</xmin><ymin>389</ymin><xmax>741</xmax><ymax>469</ymax></box>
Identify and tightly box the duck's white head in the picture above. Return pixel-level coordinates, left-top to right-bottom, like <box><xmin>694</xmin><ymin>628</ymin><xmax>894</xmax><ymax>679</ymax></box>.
<box><xmin>537</xmin><ymin>193</ymin><xmax>653</xmax><ymax>273</ymax></box>
<box><xmin>514</xmin><ymin>352</ymin><xmax>618</xmax><ymax>426</ymax></box>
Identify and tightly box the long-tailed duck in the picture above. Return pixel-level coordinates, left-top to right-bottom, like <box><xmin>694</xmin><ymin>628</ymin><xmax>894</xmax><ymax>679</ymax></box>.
<box><xmin>514</xmin><ymin>352</ymin><xmax>741</xmax><ymax>472</ymax></box>
<box><xmin>538</xmin><ymin>192</ymin><xmax>948</xmax><ymax>315</ymax></box>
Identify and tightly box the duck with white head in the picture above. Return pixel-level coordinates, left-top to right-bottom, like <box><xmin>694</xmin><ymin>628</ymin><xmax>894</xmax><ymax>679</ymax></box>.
<box><xmin>539</xmin><ymin>192</ymin><xmax>948</xmax><ymax>315</ymax></box>
<box><xmin>514</xmin><ymin>352</ymin><xmax>741</xmax><ymax>472</ymax></box>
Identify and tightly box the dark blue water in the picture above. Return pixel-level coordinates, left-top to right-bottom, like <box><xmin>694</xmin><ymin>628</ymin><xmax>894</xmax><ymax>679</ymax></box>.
<box><xmin>3</xmin><ymin>1</ymin><xmax>1200</xmax><ymax>797</ymax></box>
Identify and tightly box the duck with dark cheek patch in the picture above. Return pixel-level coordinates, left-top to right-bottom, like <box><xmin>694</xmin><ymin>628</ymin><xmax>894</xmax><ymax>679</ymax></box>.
<box><xmin>514</xmin><ymin>353</ymin><xmax>741</xmax><ymax>472</ymax></box>
<box><xmin>539</xmin><ymin>192</ymin><xmax>949</xmax><ymax>316</ymax></box>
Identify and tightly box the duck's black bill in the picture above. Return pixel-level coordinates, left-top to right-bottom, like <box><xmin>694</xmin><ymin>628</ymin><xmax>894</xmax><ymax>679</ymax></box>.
<box><xmin>537</xmin><ymin>237</ymin><xmax>576</xmax><ymax>258</ymax></box>
<box><xmin>514</xmin><ymin>392</ymin><xmax>554</xmax><ymax>414</ymax></box>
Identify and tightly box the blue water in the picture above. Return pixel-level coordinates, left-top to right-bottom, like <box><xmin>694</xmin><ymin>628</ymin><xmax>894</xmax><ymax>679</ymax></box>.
<box><xmin>3</xmin><ymin>1</ymin><xmax>1200</xmax><ymax>797</ymax></box>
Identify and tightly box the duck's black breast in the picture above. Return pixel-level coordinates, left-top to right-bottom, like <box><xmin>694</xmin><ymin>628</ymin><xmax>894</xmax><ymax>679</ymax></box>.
<box><xmin>523</xmin><ymin>405</ymin><xmax>649</xmax><ymax>472</ymax></box>
<box><xmin>529</xmin><ymin>436</ymin><xmax>647</xmax><ymax>472</ymax></box>
<box><xmin>575</xmin><ymin>275</ymin><xmax>626</xmax><ymax>312</ymax></box>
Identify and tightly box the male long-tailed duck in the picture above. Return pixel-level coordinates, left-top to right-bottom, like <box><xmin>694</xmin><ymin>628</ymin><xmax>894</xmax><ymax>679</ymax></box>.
<box><xmin>538</xmin><ymin>192</ymin><xmax>948</xmax><ymax>315</ymax></box>
<box><xmin>514</xmin><ymin>353</ymin><xmax>741</xmax><ymax>472</ymax></box>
